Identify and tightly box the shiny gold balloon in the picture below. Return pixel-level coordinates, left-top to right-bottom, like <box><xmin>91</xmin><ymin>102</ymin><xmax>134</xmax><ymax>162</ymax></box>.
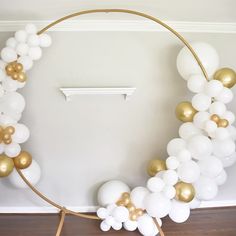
<box><xmin>218</xmin><ymin>119</ymin><xmax>229</xmax><ymax>128</ymax></box>
<box><xmin>4</xmin><ymin>126</ymin><xmax>15</xmax><ymax>135</ymax></box>
<box><xmin>175</xmin><ymin>182</ymin><xmax>195</xmax><ymax>203</ymax></box>
<box><xmin>116</xmin><ymin>200</ymin><xmax>125</xmax><ymax>206</ymax></box>
<box><xmin>13</xmin><ymin>151</ymin><xmax>32</xmax><ymax>169</ymax></box>
<box><xmin>14</xmin><ymin>63</ymin><xmax>24</xmax><ymax>72</ymax></box>
<box><xmin>175</xmin><ymin>101</ymin><xmax>197</xmax><ymax>122</ymax></box>
<box><xmin>210</xmin><ymin>114</ymin><xmax>220</xmax><ymax>123</ymax></box>
<box><xmin>126</xmin><ymin>203</ymin><xmax>136</xmax><ymax>213</ymax></box>
<box><xmin>130</xmin><ymin>213</ymin><xmax>138</xmax><ymax>221</ymax></box>
<box><xmin>214</xmin><ymin>68</ymin><xmax>236</xmax><ymax>88</ymax></box>
<box><xmin>5</xmin><ymin>64</ymin><xmax>14</xmax><ymax>75</ymax></box>
<box><xmin>147</xmin><ymin>159</ymin><xmax>166</xmax><ymax>177</ymax></box>
<box><xmin>135</xmin><ymin>208</ymin><xmax>144</xmax><ymax>216</ymax></box>
<box><xmin>0</xmin><ymin>155</ymin><xmax>14</xmax><ymax>177</ymax></box>
<box><xmin>17</xmin><ymin>72</ymin><xmax>27</xmax><ymax>82</ymax></box>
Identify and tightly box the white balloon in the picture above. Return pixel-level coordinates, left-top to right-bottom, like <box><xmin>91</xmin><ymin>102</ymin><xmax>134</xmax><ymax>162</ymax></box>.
<box><xmin>16</xmin><ymin>43</ymin><xmax>29</xmax><ymax>56</ymax></box>
<box><xmin>215</xmin><ymin>170</ymin><xmax>227</xmax><ymax>185</ymax></box>
<box><xmin>162</xmin><ymin>170</ymin><xmax>178</xmax><ymax>185</ymax></box>
<box><xmin>166</xmin><ymin>156</ymin><xmax>180</xmax><ymax>169</ymax></box>
<box><xmin>112</xmin><ymin>206</ymin><xmax>129</xmax><ymax>223</ymax></box>
<box><xmin>187</xmin><ymin>74</ymin><xmax>206</xmax><ymax>93</ymax></box>
<box><xmin>209</xmin><ymin>102</ymin><xmax>226</xmax><ymax>116</ymax></box>
<box><xmin>189</xmin><ymin>197</ymin><xmax>201</xmax><ymax>209</ymax></box>
<box><xmin>0</xmin><ymin>68</ymin><xmax>6</xmax><ymax>81</ymax></box>
<box><xmin>147</xmin><ymin>177</ymin><xmax>165</xmax><ymax>193</ymax></box>
<box><xmin>223</xmin><ymin>111</ymin><xmax>235</xmax><ymax>125</ymax></box>
<box><xmin>204</xmin><ymin>120</ymin><xmax>218</xmax><ymax>134</ymax></box>
<box><xmin>27</xmin><ymin>34</ymin><xmax>40</xmax><ymax>47</ymax></box>
<box><xmin>179</xmin><ymin>122</ymin><xmax>201</xmax><ymax>140</ymax></box>
<box><xmin>100</xmin><ymin>221</ymin><xmax>111</xmax><ymax>232</ymax></box>
<box><xmin>177</xmin><ymin>160</ymin><xmax>200</xmax><ymax>183</ymax></box>
<box><xmin>194</xmin><ymin>176</ymin><xmax>218</xmax><ymax>200</ymax></box>
<box><xmin>214</xmin><ymin>127</ymin><xmax>230</xmax><ymax>140</ymax></box>
<box><xmin>193</xmin><ymin>111</ymin><xmax>210</xmax><ymax>129</ymax></box>
<box><xmin>9</xmin><ymin>160</ymin><xmax>41</xmax><ymax>188</ymax></box>
<box><xmin>39</xmin><ymin>34</ymin><xmax>52</xmax><ymax>47</ymax></box>
<box><xmin>25</xmin><ymin>24</ymin><xmax>37</xmax><ymax>34</ymax></box>
<box><xmin>177</xmin><ymin>149</ymin><xmax>192</xmax><ymax>162</ymax></box>
<box><xmin>28</xmin><ymin>47</ymin><xmax>42</xmax><ymax>60</ymax></box>
<box><xmin>215</xmin><ymin>87</ymin><xmax>233</xmax><ymax>104</ymax></box>
<box><xmin>12</xmin><ymin>123</ymin><xmax>30</xmax><ymax>143</ymax></box>
<box><xmin>124</xmin><ymin>220</ymin><xmax>138</xmax><ymax>231</ymax></box>
<box><xmin>144</xmin><ymin>193</ymin><xmax>171</xmax><ymax>218</ymax></box>
<box><xmin>198</xmin><ymin>156</ymin><xmax>223</xmax><ymax>178</ymax></box>
<box><xmin>15</xmin><ymin>30</ymin><xmax>27</xmax><ymax>43</ymax></box>
<box><xmin>104</xmin><ymin>216</ymin><xmax>115</xmax><ymax>226</ymax></box>
<box><xmin>227</xmin><ymin>126</ymin><xmax>236</xmax><ymax>141</ymax></box>
<box><xmin>112</xmin><ymin>221</ymin><xmax>122</xmax><ymax>231</ymax></box>
<box><xmin>212</xmin><ymin>139</ymin><xmax>235</xmax><ymax>157</ymax></box>
<box><xmin>0</xmin><ymin>114</ymin><xmax>17</xmax><ymax>125</ymax></box>
<box><xmin>167</xmin><ymin>138</ymin><xmax>186</xmax><ymax>156</ymax></box>
<box><xmin>97</xmin><ymin>207</ymin><xmax>109</xmax><ymax>219</ymax></box>
<box><xmin>6</xmin><ymin>37</ymin><xmax>17</xmax><ymax>49</ymax></box>
<box><xmin>162</xmin><ymin>185</ymin><xmax>176</xmax><ymax>199</ymax></box>
<box><xmin>1</xmin><ymin>47</ymin><xmax>17</xmax><ymax>63</ymax></box>
<box><xmin>204</xmin><ymin>80</ymin><xmax>223</xmax><ymax>97</ymax></box>
<box><xmin>4</xmin><ymin>142</ymin><xmax>21</xmax><ymax>157</ymax></box>
<box><xmin>97</xmin><ymin>180</ymin><xmax>130</xmax><ymax>206</ymax></box>
<box><xmin>218</xmin><ymin>153</ymin><xmax>236</xmax><ymax>168</ymax></box>
<box><xmin>192</xmin><ymin>93</ymin><xmax>211</xmax><ymax>111</ymax></box>
<box><xmin>187</xmin><ymin>135</ymin><xmax>212</xmax><ymax>160</ymax></box>
<box><xmin>106</xmin><ymin>204</ymin><xmax>117</xmax><ymax>214</ymax></box>
<box><xmin>18</xmin><ymin>56</ymin><xmax>33</xmax><ymax>71</ymax></box>
<box><xmin>0</xmin><ymin>85</ymin><xmax>4</xmax><ymax>97</ymax></box>
<box><xmin>130</xmin><ymin>187</ymin><xmax>149</xmax><ymax>209</ymax></box>
<box><xmin>176</xmin><ymin>42</ymin><xmax>219</xmax><ymax>80</ymax></box>
<box><xmin>169</xmin><ymin>200</ymin><xmax>190</xmax><ymax>223</ymax></box>
<box><xmin>2</xmin><ymin>77</ymin><xmax>18</xmax><ymax>92</ymax></box>
<box><xmin>0</xmin><ymin>60</ymin><xmax>6</xmax><ymax>70</ymax></box>
<box><xmin>137</xmin><ymin>214</ymin><xmax>159</xmax><ymax>236</ymax></box>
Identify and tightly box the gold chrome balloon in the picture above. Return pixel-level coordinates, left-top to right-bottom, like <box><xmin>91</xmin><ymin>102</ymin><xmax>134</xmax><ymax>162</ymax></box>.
<box><xmin>175</xmin><ymin>181</ymin><xmax>195</xmax><ymax>203</ymax></box>
<box><xmin>0</xmin><ymin>155</ymin><xmax>14</xmax><ymax>177</ymax></box>
<box><xmin>218</xmin><ymin>119</ymin><xmax>229</xmax><ymax>128</ymax></box>
<box><xmin>127</xmin><ymin>203</ymin><xmax>136</xmax><ymax>213</ymax></box>
<box><xmin>175</xmin><ymin>101</ymin><xmax>197</xmax><ymax>122</ymax></box>
<box><xmin>130</xmin><ymin>212</ymin><xmax>138</xmax><ymax>221</ymax></box>
<box><xmin>214</xmin><ymin>68</ymin><xmax>236</xmax><ymax>88</ymax></box>
<box><xmin>210</xmin><ymin>114</ymin><xmax>220</xmax><ymax>123</ymax></box>
<box><xmin>147</xmin><ymin>159</ymin><xmax>166</xmax><ymax>176</ymax></box>
<box><xmin>13</xmin><ymin>151</ymin><xmax>32</xmax><ymax>169</ymax></box>
<box><xmin>5</xmin><ymin>62</ymin><xmax>27</xmax><ymax>83</ymax></box>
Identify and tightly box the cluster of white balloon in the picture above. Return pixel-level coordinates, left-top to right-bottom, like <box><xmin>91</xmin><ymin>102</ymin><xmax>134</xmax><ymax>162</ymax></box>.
<box><xmin>96</xmin><ymin>42</ymin><xmax>236</xmax><ymax>235</ymax></box>
<box><xmin>0</xmin><ymin>24</ymin><xmax>51</xmax><ymax>187</ymax></box>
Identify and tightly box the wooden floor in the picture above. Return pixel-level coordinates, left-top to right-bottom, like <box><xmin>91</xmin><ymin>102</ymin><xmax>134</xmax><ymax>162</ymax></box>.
<box><xmin>0</xmin><ymin>207</ymin><xmax>236</xmax><ymax>236</ymax></box>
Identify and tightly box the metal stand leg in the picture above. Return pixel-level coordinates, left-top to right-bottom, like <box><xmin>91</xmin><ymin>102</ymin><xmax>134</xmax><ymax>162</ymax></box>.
<box><xmin>56</xmin><ymin>210</ymin><xmax>66</xmax><ymax>236</ymax></box>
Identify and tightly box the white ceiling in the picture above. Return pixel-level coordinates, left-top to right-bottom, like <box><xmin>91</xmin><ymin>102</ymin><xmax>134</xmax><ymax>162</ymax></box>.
<box><xmin>0</xmin><ymin>0</ymin><xmax>235</xmax><ymax>22</ymax></box>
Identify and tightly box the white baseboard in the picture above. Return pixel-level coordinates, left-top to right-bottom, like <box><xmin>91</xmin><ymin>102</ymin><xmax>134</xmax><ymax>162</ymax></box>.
<box><xmin>0</xmin><ymin>201</ymin><xmax>236</xmax><ymax>213</ymax></box>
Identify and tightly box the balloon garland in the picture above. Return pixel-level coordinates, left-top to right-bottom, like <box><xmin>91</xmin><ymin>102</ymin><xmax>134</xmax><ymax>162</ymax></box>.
<box><xmin>0</xmin><ymin>9</ymin><xmax>236</xmax><ymax>236</ymax></box>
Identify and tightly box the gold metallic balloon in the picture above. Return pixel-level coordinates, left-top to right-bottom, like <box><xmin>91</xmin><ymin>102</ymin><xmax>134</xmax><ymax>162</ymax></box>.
<box><xmin>175</xmin><ymin>181</ymin><xmax>195</xmax><ymax>203</ymax></box>
<box><xmin>175</xmin><ymin>101</ymin><xmax>197</xmax><ymax>122</ymax></box>
<box><xmin>135</xmin><ymin>208</ymin><xmax>144</xmax><ymax>216</ymax></box>
<box><xmin>17</xmin><ymin>72</ymin><xmax>27</xmax><ymax>82</ymax></box>
<box><xmin>121</xmin><ymin>192</ymin><xmax>130</xmax><ymax>199</ymax></box>
<box><xmin>218</xmin><ymin>119</ymin><xmax>229</xmax><ymax>128</ymax></box>
<box><xmin>126</xmin><ymin>203</ymin><xmax>136</xmax><ymax>213</ymax></box>
<box><xmin>5</xmin><ymin>126</ymin><xmax>15</xmax><ymax>135</ymax></box>
<box><xmin>12</xmin><ymin>72</ymin><xmax>19</xmax><ymax>80</ymax></box>
<box><xmin>5</xmin><ymin>64</ymin><xmax>14</xmax><ymax>75</ymax></box>
<box><xmin>116</xmin><ymin>200</ymin><xmax>125</xmax><ymax>206</ymax></box>
<box><xmin>13</xmin><ymin>151</ymin><xmax>32</xmax><ymax>169</ymax></box>
<box><xmin>147</xmin><ymin>159</ymin><xmax>167</xmax><ymax>177</ymax></box>
<box><xmin>210</xmin><ymin>114</ymin><xmax>220</xmax><ymax>123</ymax></box>
<box><xmin>14</xmin><ymin>63</ymin><xmax>24</xmax><ymax>72</ymax></box>
<box><xmin>0</xmin><ymin>155</ymin><xmax>14</xmax><ymax>177</ymax></box>
<box><xmin>130</xmin><ymin>213</ymin><xmax>138</xmax><ymax>221</ymax></box>
<box><xmin>214</xmin><ymin>68</ymin><xmax>236</xmax><ymax>88</ymax></box>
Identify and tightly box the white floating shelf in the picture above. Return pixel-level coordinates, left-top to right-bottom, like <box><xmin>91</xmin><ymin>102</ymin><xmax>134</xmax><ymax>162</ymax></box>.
<box><xmin>60</xmin><ymin>87</ymin><xmax>136</xmax><ymax>101</ymax></box>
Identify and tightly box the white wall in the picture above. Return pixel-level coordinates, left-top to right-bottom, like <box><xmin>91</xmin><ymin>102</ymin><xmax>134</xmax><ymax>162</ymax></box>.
<box><xmin>0</xmin><ymin>30</ymin><xmax>236</xmax><ymax>212</ymax></box>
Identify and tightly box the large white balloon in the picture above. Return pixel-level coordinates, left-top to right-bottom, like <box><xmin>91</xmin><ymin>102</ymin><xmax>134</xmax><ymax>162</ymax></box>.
<box><xmin>204</xmin><ymin>80</ymin><xmax>223</xmax><ymax>98</ymax></box>
<box><xmin>97</xmin><ymin>180</ymin><xmax>130</xmax><ymax>206</ymax></box>
<box><xmin>111</xmin><ymin>206</ymin><xmax>129</xmax><ymax>223</ymax></box>
<box><xmin>137</xmin><ymin>214</ymin><xmax>159</xmax><ymax>236</ymax></box>
<box><xmin>167</xmin><ymin>138</ymin><xmax>186</xmax><ymax>156</ymax></box>
<box><xmin>176</xmin><ymin>42</ymin><xmax>219</xmax><ymax>80</ymax></box>
<box><xmin>209</xmin><ymin>102</ymin><xmax>226</xmax><ymax>116</ymax></box>
<box><xmin>166</xmin><ymin>156</ymin><xmax>180</xmax><ymax>169</ymax></box>
<box><xmin>169</xmin><ymin>200</ymin><xmax>190</xmax><ymax>223</ymax></box>
<box><xmin>194</xmin><ymin>176</ymin><xmax>218</xmax><ymax>200</ymax></box>
<box><xmin>177</xmin><ymin>160</ymin><xmax>200</xmax><ymax>183</ymax></box>
<box><xmin>187</xmin><ymin>135</ymin><xmax>213</xmax><ymax>160</ymax></box>
<box><xmin>212</xmin><ymin>139</ymin><xmax>235</xmax><ymax>157</ymax></box>
<box><xmin>147</xmin><ymin>177</ymin><xmax>165</xmax><ymax>193</ymax></box>
<box><xmin>193</xmin><ymin>111</ymin><xmax>210</xmax><ymax>129</ymax></box>
<box><xmin>192</xmin><ymin>93</ymin><xmax>211</xmax><ymax>111</ymax></box>
<box><xmin>144</xmin><ymin>193</ymin><xmax>171</xmax><ymax>218</ymax></box>
<box><xmin>1</xmin><ymin>47</ymin><xmax>17</xmax><ymax>63</ymax></box>
<box><xmin>215</xmin><ymin>170</ymin><xmax>227</xmax><ymax>185</ymax></box>
<box><xmin>130</xmin><ymin>187</ymin><xmax>149</xmax><ymax>209</ymax></box>
<box><xmin>162</xmin><ymin>170</ymin><xmax>178</xmax><ymax>185</ymax></box>
<box><xmin>187</xmin><ymin>74</ymin><xmax>206</xmax><ymax>93</ymax></box>
<box><xmin>12</xmin><ymin>123</ymin><xmax>30</xmax><ymax>143</ymax></box>
<box><xmin>9</xmin><ymin>160</ymin><xmax>41</xmax><ymax>188</ymax></box>
<box><xmin>218</xmin><ymin>153</ymin><xmax>236</xmax><ymax>168</ymax></box>
<box><xmin>179</xmin><ymin>122</ymin><xmax>202</xmax><ymax>140</ymax></box>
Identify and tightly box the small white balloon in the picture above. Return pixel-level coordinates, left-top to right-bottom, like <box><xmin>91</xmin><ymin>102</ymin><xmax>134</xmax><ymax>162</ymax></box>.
<box><xmin>215</xmin><ymin>170</ymin><xmax>227</xmax><ymax>185</ymax></box>
<box><xmin>162</xmin><ymin>170</ymin><xmax>178</xmax><ymax>185</ymax></box>
<box><xmin>215</xmin><ymin>87</ymin><xmax>233</xmax><ymax>104</ymax></box>
<box><xmin>189</xmin><ymin>197</ymin><xmax>201</xmax><ymax>209</ymax></box>
<box><xmin>25</xmin><ymin>24</ymin><xmax>37</xmax><ymax>34</ymax></box>
<box><xmin>112</xmin><ymin>206</ymin><xmax>129</xmax><ymax>223</ymax></box>
<box><xmin>218</xmin><ymin>153</ymin><xmax>236</xmax><ymax>168</ymax></box>
<box><xmin>169</xmin><ymin>200</ymin><xmax>190</xmax><ymax>223</ymax></box>
<box><xmin>124</xmin><ymin>220</ymin><xmax>138</xmax><ymax>231</ymax></box>
<box><xmin>104</xmin><ymin>216</ymin><xmax>115</xmax><ymax>226</ymax></box>
<box><xmin>1</xmin><ymin>47</ymin><xmax>17</xmax><ymax>63</ymax></box>
<box><xmin>194</xmin><ymin>176</ymin><xmax>218</xmax><ymax>200</ymax></box>
<box><xmin>177</xmin><ymin>149</ymin><xmax>192</xmax><ymax>162</ymax></box>
<box><xmin>198</xmin><ymin>156</ymin><xmax>223</xmax><ymax>178</ymax></box>
<box><xmin>147</xmin><ymin>177</ymin><xmax>165</xmax><ymax>193</ymax></box>
<box><xmin>137</xmin><ymin>214</ymin><xmax>159</xmax><ymax>236</ymax></box>
<box><xmin>166</xmin><ymin>156</ymin><xmax>180</xmax><ymax>170</ymax></box>
<box><xmin>193</xmin><ymin>111</ymin><xmax>210</xmax><ymax>129</ymax></box>
<box><xmin>223</xmin><ymin>111</ymin><xmax>235</xmax><ymax>125</ymax></box>
<box><xmin>187</xmin><ymin>74</ymin><xmax>206</xmax><ymax>93</ymax></box>
<box><xmin>144</xmin><ymin>193</ymin><xmax>171</xmax><ymax>218</ymax></box>
<box><xmin>18</xmin><ymin>56</ymin><xmax>33</xmax><ymax>71</ymax></box>
<box><xmin>209</xmin><ymin>102</ymin><xmax>226</xmax><ymax>116</ymax></box>
<box><xmin>204</xmin><ymin>80</ymin><xmax>223</xmax><ymax>97</ymax></box>
<box><xmin>192</xmin><ymin>93</ymin><xmax>211</xmax><ymax>111</ymax></box>
<box><xmin>6</xmin><ymin>37</ymin><xmax>17</xmax><ymax>49</ymax></box>
<box><xmin>112</xmin><ymin>221</ymin><xmax>122</xmax><ymax>231</ymax></box>
<box><xmin>39</xmin><ymin>34</ymin><xmax>52</xmax><ymax>47</ymax></box>
<box><xmin>212</xmin><ymin>139</ymin><xmax>235</xmax><ymax>157</ymax></box>
<box><xmin>130</xmin><ymin>187</ymin><xmax>149</xmax><ymax>209</ymax></box>
<box><xmin>27</xmin><ymin>34</ymin><xmax>40</xmax><ymax>47</ymax></box>
<box><xmin>187</xmin><ymin>135</ymin><xmax>213</xmax><ymax>160</ymax></box>
<box><xmin>97</xmin><ymin>208</ymin><xmax>109</xmax><ymax>219</ymax></box>
<box><xmin>16</xmin><ymin>43</ymin><xmax>29</xmax><ymax>56</ymax></box>
<box><xmin>15</xmin><ymin>30</ymin><xmax>27</xmax><ymax>43</ymax></box>
<box><xmin>167</xmin><ymin>138</ymin><xmax>186</xmax><ymax>156</ymax></box>
<box><xmin>12</xmin><ymin>123</ymin><xmax>30</xmax><ymax>143</ymax></box>
<box><xmin>97</xmin><ymin>180</ymin><xmax>130</xmax><ymax>206</ymax></box>
<box><xmin>28</xmin><ymin>47</ymin><xmax>42</xmax><ymax>60</ymax></box>
<box><xmin>4</xmin><ymin>142</ymin><xmax>21</xmax><ymax>157</ymax></box>
<box><xmin>100</xmin><ymin>221</ymin><xmax>111</xmax><ymax>232</ymax></box>
<box><xmin>179</xmin><ymin>122</ymin><xmax>202</xmax><ymax>140</ymax></box>
<box><xmin>162</xmin><ymin>185</ymin><xmax>176</xmax><ymax>199</ymax></box>
<box><xmin>177</xmin><ymin>160</ymin><xmax>200</xmax><ymax>183</ymax></box>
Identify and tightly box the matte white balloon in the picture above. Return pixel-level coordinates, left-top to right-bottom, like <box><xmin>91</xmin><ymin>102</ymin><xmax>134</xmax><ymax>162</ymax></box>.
<box><xmin>214</xmin><ymin>127</ymin><xmax>230</xmax><ymax>140</ymax></box>
<box><xmin>15</xmin><ymin>30</ymin><xmax>27</xmax><ymax>43</ymax></box>
<box><xmin>179</xmin><ymin>122</ymin><xmax>201</xmax><ymax>140</ymax></box>
<box><xmin>215</xmin><ymin>87</ymin><xmax>233</xmax><ymax>104</ymax></box>
<box><xmin>176</xmin><ymin>42</ymin><xmax>219</xmax><ymax>80</ymax></box>
<box><xmin>162</xmin><ymin>170</ymin><xmax>178</xmax><ymax>185</ymax></box>
<box><xmin>167</xmin><ymin>138</ymin><xmax>186</xmax><ymax>156</ymax></box>
<box><xmin>2</xmin><ymin>77</ymin><xmax>18</xmax><ymax>92</ymax></box>
<box><xmin>25</xmin><ymin>24</ymin><xmax>37</xmax><ymax>34</ymax></box>
<box><xmin>215</xmin><ymin>170</ymin><xmax>227</xmax><ymax>185</ymax></box>
<box><xmin>189</xmin><ymin>197</ymin><xmax>201</xmax><ymax>209</ymax></box>
<box><xmin>166</xmin><ymin>156</ymin><xmax>180</xmax><ymax>169</ymax></box>
<box><xmin>0</xmin><ymin>69</ymin><xmax>6</xmax><ymax>81</ymax></box>
<box><xmin>218</xmin><ymin>153</ymin><xmax>236</xmax><ymax>168</ymax></box>
<box><xmin>130</xmin><ymin>187</ymin><xmax>149</xmax><ymax>209</ymax></box>
<box><xmin>12</xmin><ymin>123</ymin><xmax>30</xmax><ymax>143</ymax></box>
<box><xmin>97</xmin><ymin>208</ymin><xmax>109</xmax><ymax>219</ymax></box>
<box><xmin>0</xmin><ymin>115</ymin><xmax>17</xmax><ymax>125</ymax></box>
<box><xmin>213</xmin><ymin>139</ymin><xmax>235</xmax><ymax>157</ymax></box>
<box><xmin>112</xmin><ymin>221</ymin><xmax>122</xmax><ymax>231</ymax></box>
<box><xmin>177</xmin><ymin>149</ymin><xmax>192</xmax><ymax>162</ymax></box>
<box><xmin>112</xmin><ymin>206</ymin><xmax>129</xmax><ymax>223</ymax></box>
<box><xmin>144</xmin><ymin>193</ymin><xmax>171</xmax><ymax>218</ymax></box>
<box><xmin>192</xmin><ymin>93</ymin><xmax>211</xmax><ymax>111</ymax></box>
<box><xmin>137</xmin><ymin>214</ymin><xmax>159</xmax><ymax>236</ymax></box>
<box><xmin>177</xmin><ymin>160</ymin><xmax>200</xmax><ymax>183</ymax></box>
<box><xmin>28</xmin><ymin>47</ymin><xmax>42</xmax><ymax>60</ymax></box>
<box><xmin>187</xmin><ymin>74</ymin><xmax>206</xmax><ymax>93</ymax></box>
<box><xmin>227</xmin><ymin>126</ymin><xmax>236</xmax><ymax>141</ymax></box>
<box><xmin>162</xmin><ymin>185</ymin><xmax>176</xmax><ymax>199</ymax></box>
<box><xmin>147</xmin><ymin>177</ymin><xmax>165</xmax><ymax>193</ymax></box>
<box><xmin>204</xmin><ymin>80</ymin><xmax>223</xmax><ymax>97</ymax></box>
<box><xmin>1</xmin><ymin>47</ymin><xmax>17</xmax><ymax>63</ymax></box>
<box><xmin>204</xmin><ymin>120</ymin><xmax>218</xmax><ymax>134</ymax></box>
<box><xmin>209</xmin><ymin>102</ymin><xmax>226</xmax><ymax>116</ymax></box>
<box><xmin>4</xmin><ymin>142</ymin><xmax>21</xmax><ymax>157</ymax></box>
<box><xmin>18</xmin><ymin>56</ymin><xmax>33</xmax><ymax>71</ymax></box>
<box><xmin>223</xmin><ymin>111</ymin><xmax>235</xmax><ymax>125</ymax></box>
<box><xmin>100</xmin><ymin>221</ymin><xmax>111</xmax><ymax>232</ymax></box>
<box><xmin>124</xmin><ymin>220</ymin><xmax>138</xmax><ymax>231</ymax></box>
<box><xmin>194</xmin><ymin>176</ymin><xmax>218</xmax><ymax>200</ymax></box>
<box><xmin>16</xmin><ymin>43</ymin><xmax>29</xmax><ymax>56</ymax></box>
<box><xmin>169</xmin><ymin>200</ymin><xmax>190</xmax><ymax>223</ymax></box>
<box><xmin>39</xmin><ymin>34</ymin><xmax>52</xmax><ymax>48</ymax></box>
<box><xmin>27</xmin><ymin>34</ymin><xmax>40</xmax><ymax>47</ymax></box>
<box><xmin>193</xmin><ymin>111</ymin><xmax>210</xmax><ymax>129</ymax></box>
<box><xmin>97</xmin><ymin>180</ymin><xmax>130</xmax><ymax>206</ymax></box>
<box><xmin>6</xmin><ymin>37</ymin><xmax>17</xmax><ymax>49</ymax></box>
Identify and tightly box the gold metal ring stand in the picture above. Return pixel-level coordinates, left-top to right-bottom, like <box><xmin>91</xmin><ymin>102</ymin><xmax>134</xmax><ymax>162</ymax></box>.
<box><xmin>16</xmin><ymin>8</ymin><xmax>209</xmax><ymax>236</ymax></box>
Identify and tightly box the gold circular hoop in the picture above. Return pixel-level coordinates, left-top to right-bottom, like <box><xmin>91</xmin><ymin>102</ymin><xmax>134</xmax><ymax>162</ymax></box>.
<box><xmin>16</xmin><ymin>9</ymin><xmax>210</xmax><ymax>235</ymax></box>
